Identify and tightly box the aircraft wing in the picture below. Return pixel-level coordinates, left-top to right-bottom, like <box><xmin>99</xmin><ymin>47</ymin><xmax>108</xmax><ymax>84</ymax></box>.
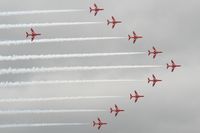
<box><xmin>152</xmin><ymin>82</ymin><xmax>156</xmax><ymax>87</ymax></box>
<box><xmin>31</xmin><ymin>36</ymin><xmax>35</xmax><ymax>41</ymax></box>
<box><xmin>94</xmin><ymin>3</ymin><xmax>97</xmax><ymax>8</ymax></box>
<box><xmin>31</xmin><ymin>28</ymin><xmax>34</xmax><ymax>33</ymax></box>
<box><xmin>152</xmin><ymin>74</ymin><xmax>156</xmax><ymax>79</ymax></box>
<box><xmin>112</xmin><ymin>23</ymin><xmax>116</xmax><ymax>29</ymax></box>
<box><xmin>134</xmin><ymin>91</ymin><xmax>138</xmax><ymax>95</ymax></box>
<box><xmin>98</xmin><ymin>118</ymin><xmax>101</xmax><ymax>122</ymax></box>
<box><xmin>133</xmin><ymin>38</ymin><xmax>136</xmax><ymax>43</ymax></box>
<box><xmin>171</xmin><ymin>60</ymin><xmax>175</xmax><ymax>65</ymax></box>
<box><xmin>133</xmin><ymin>31</ymin><xmax>136</xmax><ymax>36</ymax></box>
<box><xmin>115</xmin><ymin>112</ymin><xmax>118</xmax><ymax>117</ymax></box>
<box><xmin>171</xmin><ymin>67</ymin><xmax>175</xmax><ymax>72</ymax></box>
<box><xmin>153</xmin><ymin>46</ymin><xmax>156</xmax><ymax>51</ymax></box>
<box><xmin>115</xmin><ymin>104</ymin><xmax>118</xmax><ymax>110</ymax></box>
<box><xmin>94</xmin><ymin>11</ymin><xmax>98</xmax><ymax>16</ymax></box>
<box><xmin>98</xmin><ymin>125</ymin><xmax>101</xmax><ymax>130</ymax></box>
<box><xmin>112</xmin><ymin>16</ymin><xmax>115</xmax><ymax>21</ymax></box>
<box><xmin>153</xmin><ymin>54</ymin><xmax>156</xmax><ymax>59</ymax></box>
<box><xmin>135</xmin><ymin>97</ymin><xmax>138</xmax><ymax>103</ymax></box>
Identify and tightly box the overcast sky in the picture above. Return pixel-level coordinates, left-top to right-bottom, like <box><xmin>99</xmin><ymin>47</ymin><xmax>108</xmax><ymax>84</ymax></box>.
<box><xmin>0</xmin><ymin>0</ymin><xmax>199</xmax><ymax>133</ymax></box>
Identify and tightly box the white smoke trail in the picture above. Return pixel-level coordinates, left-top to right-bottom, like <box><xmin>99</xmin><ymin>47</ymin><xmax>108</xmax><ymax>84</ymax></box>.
<box><xmin>0</xmin><ymin>22</ymin><xmax>103</xmax><ymax>29</ymax></box>
<box><xmin>0</xmin><ymin>9</ymin><xmax>85</xmax><ymax>16</ymax></box>
<box><xmin>0</xmin><ymin>79</ymin><xmax>143</xmax><ymax>87</ymax></box>
<box><xmin>0</xmin><ymin>52</ymin><xmax>145</xmax><ymax>61</ymax></box>
<box><xmin>0</xmin><ymin>123</ymin><xmax>89</xmax><ymax>128</ymax></box>
<box><xmin>0</xmin><ymin>96</ymin><xmax>123</xmax><ymax>103</ymax></box>
<box><xmin>0</xmin><ymin>65</ymin><xmax>162</xmax><ymax>75</ymax></box>
<box><xmin>0</xmin><ymin>37</ymin><xmax>126</xmax><ymax>46</ymax></box>
<box><xmin>0</xmin><ymin>109</ymin><xmax>106</xmax><ymax>114</ymax></box>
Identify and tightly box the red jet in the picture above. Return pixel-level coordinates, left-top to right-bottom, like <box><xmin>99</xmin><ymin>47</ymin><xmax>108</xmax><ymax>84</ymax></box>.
<box><xmin>130</xmin><ymin>90</ymin><xmax>144</xmax><ymax>103</ymax></box>
<box><xmin>107</xmin><ymin>16</ymin><xmax>122</xmax><ymax>29</ymax></box>
<box><xmin>148</xmin><ymin>46</ymin><xmax>163</xmax><ymax>59</ymax></box>
<box><xmin>167</xmin><ymin>60</ymin><xmax>181</xmax><ymax>72</ymax></box>
<box><xmin>110</xmin><ymin>104</ymin><xmax>124</xmax><ymax>117</ymax></box>
<box><xmin>89</xmin><ymin>3</ymin><xmax>104</xmax><ymax>16</ymax></box>
<box><xmin>128</xmin><ymin>31</ymin><xmax>143</xmax><ymax>44</ymax></box>
<box><xmin>26</xmin><ymin>28</ymin><xmax>41</xmax><ymax>41</ymax></box>
<box><xmin>93</xmin><ymin>117</ymin><xmax>107</xmax><ymax>130</ymax></box>
<box><xmin>148</xmin><ymin>74</ymin><xmax>162</xmax><ymax>87</ymax></box>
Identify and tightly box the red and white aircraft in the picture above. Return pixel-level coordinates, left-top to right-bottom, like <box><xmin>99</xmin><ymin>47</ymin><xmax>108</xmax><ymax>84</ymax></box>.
<box><xmin>128</xmin><ymin>31</ymin><xmax>143</xmax><ymax>44</ymax></box>
<box><xmin>148</xmin><ymin>74</ymin><xmax>162</xmax><ymax>87</ymax></box>
<box><xmin>110</xmin><ymin>104</ymin><xmax>124</xmax><ymax>117</ymax></box>
<box><xmin>93</xmin><ymin>117</ymin><xmax>107</xmax><ymax>130</ymax></box>
<box><xmin>167</xmin><ymin>60</ymin><xmax>181</xmax><ymax>72</ymax></box>
<box><xmin>26</xmin><ymin>28</ymin><xmax>41</xmax><ymax>41</ymax></box>
<box><xmin>107</xmin><ymin>16</ymin><xmax>122</xmax><ymax>29</ymax></box>
<box><xmin>148</xmin><ymin>46</ymin><xmax>163</xmax><ymax>59</ymax></box>
<box><xmin>89</xmin><ymin>3</ymin><xmax>104</xmax><ymax>16</ymax></box>
<box><xmin>130</xmin><ymin>90</ymin><xmax>144</xmax><ymax>103</ymax></box>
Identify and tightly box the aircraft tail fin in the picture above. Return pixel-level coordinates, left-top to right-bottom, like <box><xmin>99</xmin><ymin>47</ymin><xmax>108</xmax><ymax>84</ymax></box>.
<box><xmin>89</xmin><ymin>7</ymin><xmax>92</xmax><ymax>13</ymax></box>
<box><xmin>128</xmin><ymin>35</ymin><xmax>131</xmax><ymax>40</ymax></box>
<box><xmin>93</xmin><ymin>121</ymin><xmax>96</xmax><ymax>127</ymax></box>
<box><xmin>107</xmin><ymin>20</ymin><xmax>110</xmax><ymax>25</ymax></box>
<box><xmin>148</xmin><ymin>50</ymin><xmax>151</xmax><ymax>56</ymax></box>
<box><xmin>148</xmin><ymin>78</ymin><xmax>150</xmax><ymax>83</ymax></box>
<box><xmin>110</xmin><ymin>108</ymin><xmax>113</xmax><ymax>113</ymax></box>
<box><xmin>167</xmin><ymin>64</ymin><xmax>169</xmax><ymax>69</ymax></box>
<box><xmin>130</xmin><ymin>94</ymin><xmax>133</xmax><ymax>100</ymax></box>
<box><xmin>26</xmin><ymin>32</ymin><xmax>29</xmax><ymax>38</ymax></box>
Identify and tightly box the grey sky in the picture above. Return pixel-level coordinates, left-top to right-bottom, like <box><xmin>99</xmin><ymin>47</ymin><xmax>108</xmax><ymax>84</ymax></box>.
<box><xmin>0</xmin><ymin>0</ymin><xmax>199</xmax><ymax>133</ymax></box>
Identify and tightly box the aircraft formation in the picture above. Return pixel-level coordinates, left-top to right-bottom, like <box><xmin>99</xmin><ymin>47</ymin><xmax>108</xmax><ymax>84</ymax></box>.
<box><xmin>88</xmin><ymin>3</ymin><xmax>181</xmax><ymax>130</ymax></box>
<box><xmin>22</xmin><ymin>3</ymin><xmax>182</xmax><ymax>130</ymax></box>
<box><xmin>0</xmin><ymin>2</ymin><xmax>182</xmax><ymax>131</ymax></box>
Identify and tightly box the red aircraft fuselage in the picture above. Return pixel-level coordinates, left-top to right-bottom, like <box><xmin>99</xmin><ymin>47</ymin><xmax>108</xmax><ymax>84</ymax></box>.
<box><xmin>128</xmin><ymin>31</ymin><xmax>143</xmax><ymax>44</ymax></box>
<box><xmin>26</xmin><ymin>33</ymin><xmax>41</xmax><ymax>38</ymax></box>
<box><xmin>107</xmin><ymin>16</ymin><xmax>122</xmax><ymax>29</ymax></box>
<box><xmin>110</xmin><ymin>105</ymin><xmax>124</xmax><ymax>116</ymax></box>
<box><xmin>90</xmin><ymin>8</ymin><xmax>104</xmax><ymax>12</ymax></box>
<box><xmin>167</xmin><ymin>64</ymin><xmax>181</xmax><ymax>69</ymax></box>
<box><xmin>108</xmin><ymin>20</ymin><xmax>122</xmax><ymax>24</ymax></box>
<box><xmin>89</xmin><ymin>4</ymin><xmax>104</xmax><ymax>16</ymax></box>
<box><xmin>93</xmin><ymin>118</ymin><xmax>107</xmax><ymax>130</ymax></box>
<box><xmin>148</xmin><ymin>75</ymin><xmax>162</xmax><ymax>87</ymax></box>
<box><xmin>167</xmin><ymin>60</ymin><xmax>181</xmax><ymax>72</ymax></box>
<box><xmin>26</xmin><ymin>28</ymin><xmax>41</xmax><ymax>41</ymax></box>
<box><xmin>148</xmin><ymin>51</ymin><xmax>163</xmax><ymax>56</ymax></box>
<box><xmin>148</xmin><ymin>48</ymin><xmax>163</xmax><ymax>59</ymax></box>
<box><xmin>128</xmin><ymin>35</ymin><xmax>143</xmax><ymax>40</ymax></box>
<box><xmin>130</xmin><ymin>91</ymin><xmax>144</xmax><ymax>103</ymax></box>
